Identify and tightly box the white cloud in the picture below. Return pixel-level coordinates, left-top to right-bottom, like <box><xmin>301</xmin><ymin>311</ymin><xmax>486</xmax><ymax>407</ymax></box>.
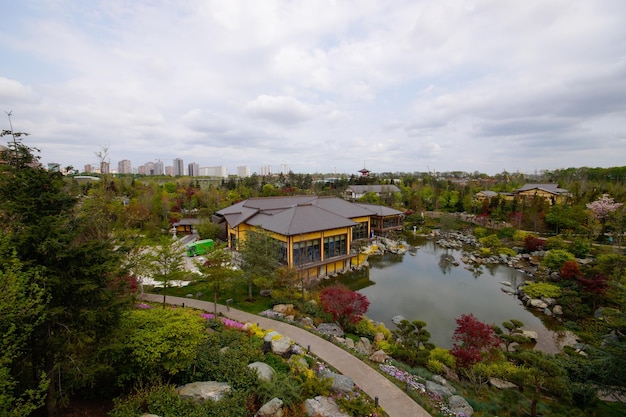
<box><xmin>0</xmin><ymin>0</ymin><xmax>625</xmax><ymax>174</ymax></box>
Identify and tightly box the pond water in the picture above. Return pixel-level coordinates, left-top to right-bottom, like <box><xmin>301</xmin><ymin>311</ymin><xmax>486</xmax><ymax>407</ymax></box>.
<box><xmin>334</xmin><ymin>234</ymin><xmax>561</xmax><ymax>352</ymax></box>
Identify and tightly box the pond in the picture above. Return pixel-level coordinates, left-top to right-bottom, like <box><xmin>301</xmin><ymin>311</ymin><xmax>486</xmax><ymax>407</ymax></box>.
<box><xmin>334</xmin><ymin>234</ymin><xmax>562</xmax><ymax>352</ymax></box>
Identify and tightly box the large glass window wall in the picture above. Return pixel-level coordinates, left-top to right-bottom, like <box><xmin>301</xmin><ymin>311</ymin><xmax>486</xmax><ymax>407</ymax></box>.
<box><xmin>323</xmin><ymin>235</ymin><xmax>347</xmax><ymax>258</ymax></box>
<box><xmin>293</xmin><ymin>239</ymin><xmax>321</xmax><ymax>265</ymax></box>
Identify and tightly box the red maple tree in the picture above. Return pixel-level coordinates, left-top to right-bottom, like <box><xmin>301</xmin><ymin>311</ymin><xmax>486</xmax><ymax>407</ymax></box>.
<box><xmin>450</xmin><ymin>313</ymin><xmax>500</xmax><ymax>369</ymax></box>
<box><xmin>319</xmin><ymin>285</ymin><xmax>370</xmax><ymax>329</ymax></box>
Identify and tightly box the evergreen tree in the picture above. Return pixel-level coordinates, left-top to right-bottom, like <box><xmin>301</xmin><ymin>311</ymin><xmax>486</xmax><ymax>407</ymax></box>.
<box><xmin>0</xmin><ymin>121</ymin><xmax>130</xmax><ymax>415</ymax></box>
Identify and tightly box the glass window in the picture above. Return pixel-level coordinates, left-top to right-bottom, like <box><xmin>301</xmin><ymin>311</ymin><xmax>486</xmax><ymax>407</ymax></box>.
<box><xmin>293</xmin><ymin>239</ymin><xmax>320</xmax><ymax>265</ymax></box>
<box><xmin>352</xmin><ymin>222</ymin><xmax>368</xmax><ymax>240</ymax></box>
<box><xmin>323</xmin><ymin>234</ymin><xmax>347</xmax><ymax>258</ymax></box>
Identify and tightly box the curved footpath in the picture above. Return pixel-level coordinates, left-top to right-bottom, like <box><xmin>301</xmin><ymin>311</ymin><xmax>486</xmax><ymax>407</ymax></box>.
<box><xmin>142</xmin><ymin>294</ymin><xmax>431</xmax><ymax>417</ymax></box>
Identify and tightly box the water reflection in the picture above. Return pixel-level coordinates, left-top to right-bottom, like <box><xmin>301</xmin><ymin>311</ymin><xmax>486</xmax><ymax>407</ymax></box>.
<box><xmin>332</xmin><ymin>236</ymin><xmax>559</xmax><ymax>350</ymax></box>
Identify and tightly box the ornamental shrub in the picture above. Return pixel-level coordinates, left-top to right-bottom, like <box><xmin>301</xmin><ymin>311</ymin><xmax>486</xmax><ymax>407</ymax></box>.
<box><xmin>524</xmin><ymin>235</ymin><xmax>546</xmax><ymax>252</ymax></box>
<box><xmin>522</xmin><ymin>282</ymin><xmax>562</xmax><ymax>299</ymax></box>
<box><xmin>428</xmin><ymin>347</ymin><xmax>456</xmax><ymax>368</ymax></box>
<box><xmin>546</xmin><ymin>236</ymin><xmax>568</xmax><ymax>250</ymax></box>
<box><xmin>542</xmin><ymin>249</ymin><xmax>576</xmax><ymax>271</ymax></box>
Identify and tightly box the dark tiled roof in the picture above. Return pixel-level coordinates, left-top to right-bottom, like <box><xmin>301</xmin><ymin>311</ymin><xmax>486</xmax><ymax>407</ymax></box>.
<box><xmin>516</xmin><ymin>183</ymin><xmax>569</xmax><ymax>194</ymax></box>
<box><xmin>216</xmin><ymin>196</ymin><xmax>401</xmax><ymax>236</ymax></box>
<box><xmin>354</xmin><ymin>203</ymin><xmax>405</xmax><ymax>217</ymax></box>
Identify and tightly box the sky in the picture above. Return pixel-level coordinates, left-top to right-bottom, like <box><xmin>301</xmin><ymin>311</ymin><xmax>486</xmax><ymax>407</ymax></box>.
<box><xmin>1</xmin><ymin>0</ymin><xmax>625</xmax><ymax>176</ymax></box>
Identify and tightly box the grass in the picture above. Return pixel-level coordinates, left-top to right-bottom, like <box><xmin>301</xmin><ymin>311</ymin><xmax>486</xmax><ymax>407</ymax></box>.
<box><xmin>151</xmin><ymin>281</ymin><xmax>275</xmax><ymax>314</ymax></box>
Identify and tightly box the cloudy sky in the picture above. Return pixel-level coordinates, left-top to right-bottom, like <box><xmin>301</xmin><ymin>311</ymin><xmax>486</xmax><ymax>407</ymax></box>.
<box><xmin>1</xmin><ymin>0</ymin><xmax>625</xmax><ymax>175</ymax></box>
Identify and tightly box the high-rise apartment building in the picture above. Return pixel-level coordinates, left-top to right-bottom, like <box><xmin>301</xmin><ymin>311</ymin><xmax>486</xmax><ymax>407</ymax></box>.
<box><xmin>154</xmin><ymin>160</ymin><xmax>164</xmax><ymax>176</ymax></box>
<box><xmin>188</xmin><ymin>162</ymin><xmax>199</xmax><ymax>177</ymax></box>
<box><xmin>118</xmin><ymin>159</ymin><xmax>132</xmax><ymax>174</ymax></box>
<box><xmin>173</xmin><ymin>158</ymin><xmax>184</xmax><ymax>176</ymax></box>
<box><xmin>84</xmin><ymin>164</ymin><xmax>93</xmax><ymax>173</ymax></box>
<box><xmin>100</xmin><ymin>161</ymin><xmax>110</xmax><ymax>174</ymax></box>
<box><xmin>199</xmin><ymin>166</ymin><xmax>228</xmax><ymax>177</ymax></box>
<box><xmin>165</xmin><ymin>166</ymin><xmax>174</xmax><ymax>176</ymax></box>
<box><xmin>236</xmin><ymin>165</ymin><xmax>250</xmax><ymax>177</ymax></box>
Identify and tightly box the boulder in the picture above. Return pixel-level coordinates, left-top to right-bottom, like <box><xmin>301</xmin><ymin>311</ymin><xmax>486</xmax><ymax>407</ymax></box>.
<box><xmin>176</xmin><ymin>381</ymin><xmax>231</xmax><ymax>402</ymax></box>
<box><xmin>273</xmin><ymin>304</ymin><xmax>295</xmax><ymax>315</ymax></box>
<box><xmin>522</xmin><ymin>330</ymin><xmax>539</xmax><ymax>341</ymax></box>
<box><xmin>300</xmin><ymin>317</ymin><xmax>315</xmax><ymax>327</ymax></box>
<box><xmin>374</xmin><ymin>332</ymin><xmax>386</xmax><ymax>343</ymax></box>
<box><xmin>489</xmin><ymin>377</ymin><xmax>518</xmax><ymax>389</ymax></box>
<box><xmin>448</xmin><ymin>395</ymin><xmax>474</xmax><ymax>416</ymax></box>
<box><xmin>319</xmin><ymin>369</ymin><xmax>354</xmax><ymax>394</ymax></box>
<box><xmin>264</xmin><ymin>331</ymin><xmax>281</xmax><ymax>342</ymax></box>
<box><xmin>552</xmin><ymin>305</ymin><xmax>563</xmax><ymax>315</ymax></box>
<box><xmin>270</xmin><ymin>335</ymin><xmax>292</xmax><ymax>356</ymax></box>
<box><xmin>391</xmin><ymin>315</ymin><xmax>406</xmax><ymax>325</ymax></box>
<box><xmin>529</xmin><ymin>299</ymin><xmax>548</xmax><ymax>309</ymax></box>
<box><xmin>257</xmin><ymin>398</ymin><xmax>283</xmax><ymax>417</ymax></box>
<box><xmin>317</xmin><ymin>323</ymin><xmax>344</xmax><ymax>338</ymax></box>
<box><xmin>426</xmin><ymin>380</ymin><xmax>453</xmax><ymax>398</ymax></box>
<box><xmin>343</xmin><ymin>337</ymin><xmax>354</xmax><ymax>350</ymax></box>
<box><xmin>441</xmin><ymin>364</ymin><xmax>460</xmax><ymax>383</ymax></box>
<box><xmin>355</xmin><ymin>337</ymin><xmax>372</xmax><ymax>356</ymax></box>
<box><xmin>248</xmin><ymin>362</ymin><xmax>275</xmax><ymax>382</ymax></box>
<box><xmin>369</xmin><ymin>349</ymin><xmax>389</xmax><ymax>363</ymax></box>
<box><xmin>304</xmin><ymin>396</ymin><xmax>350</xmax><ymax>417</ymax></box>
<box><xmin>431</xmin><ymin>375</ymin><xmax>454</xmax><ymax>393</ymax></box>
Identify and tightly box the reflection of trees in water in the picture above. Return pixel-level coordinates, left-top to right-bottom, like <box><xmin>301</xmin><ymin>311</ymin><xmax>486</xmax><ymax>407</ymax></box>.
<box><xmin>369</xmin><ymin>253</ymin><xmax>404</xmax><ymax>269</ymax></box>
<box><xmin>438</xmin><ymin>253</ymin><xmax>455</xmax><ymax>275</ymax></box>
<box><xmin>321</xmin><ymin>267</ymin><xmax>375</xmax><ymax>292</ymax></box>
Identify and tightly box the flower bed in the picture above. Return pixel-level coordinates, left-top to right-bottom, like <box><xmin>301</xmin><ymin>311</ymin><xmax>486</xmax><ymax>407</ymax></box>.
<box><xmin>200</xmin><ymin>312</ymin><xmax>244</xmax><ymax>329</ymax></box>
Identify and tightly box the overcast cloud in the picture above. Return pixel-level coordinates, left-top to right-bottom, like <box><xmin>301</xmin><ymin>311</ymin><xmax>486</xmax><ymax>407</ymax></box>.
<box><xmin>1</xmin><ymin>0</ymin><xmax>625</xmax><ymax>175</ymax></box>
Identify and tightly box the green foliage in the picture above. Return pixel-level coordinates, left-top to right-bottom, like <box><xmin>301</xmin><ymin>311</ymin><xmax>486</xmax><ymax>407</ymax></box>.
<box><xmin>546</xmin><ymin>236</ymin><xmax>568</xmax><ymax>250</ymax></box>
<box><xmin>186</xmin><ymin>330</ymin><xmax>263</xmax><ymax>392</ymax></box>
<box><xmin>497</xmin><ymin>227</ymin><xmax>516</xmax><ymax>238</ymax></box>
<box><xmin>238</xmin><ymin>227</ymin><xmax>282</xmax><ymax>301</ymax></box>
<box><xmin>0</xmin><ymin>240</ymin><xmax>49</xmax><ymax>417</ymax></box>
<box><xmin>352</xmin><ymin>317</ymin><xmax>379</xmax><ymax>339</ymax></box>
<box><xmin>264</xmin><ymin>352</ymin><xmax>291</xmax><ymax>375</ymax></box>
<box><xmin>196</xmin><ymin>219</ymin><xmax>221</xmax><ymax>240</ymax></box>
<box><xmin>108</xmin><ymin>383</ymin><xmax>248</xmax><ymax>417</ymax></box>
<box><xmin>497</xmin><ymin>247</ymin><xmax>517</xmax><ymax>256</ymax></box>
<box><xmin>428</xmin><ymin>347</ymin><xmax>455</xmax><ymax>368</ymax></box>
<box><xmin>479</xmin><ymin>234</ymin><xmax>502</xmax><ymax>249</ymax></box>
<box><xmin>473</xmin><ymin>227</ymin><xmax>488</xmax><ymax>238</ymax></box>
<box><xmin>542</xmin><ymin>249</ymin><xmax>576</xmax><ymax>271</ymax></box>
<box><xmin>334</xmin><ymin>390</ymin><xmax>384</xmax><ymax>417</ymax></box>
<box><xmin>110</xmin><ymin>308</ymin><xmax>208</xmax><ymax>387</ymax></box>
<box><xmin>256</xmin><ymin>372</ymin><xmax>302</xmax><ymax>407</ymax></box>
<box><xmin>523</xmin><ymin>282</ymin><xmax>562</xmax><ymax>299</ymax></box>
<box><xmin>426</xmin><ymin>359</ymin><xmax>444</xmax><ymax>374</ymax></box>
<box><xmin>569</xmin><ymin>238</ymin><xmax>591</xmax><ymax>258</ymax></box>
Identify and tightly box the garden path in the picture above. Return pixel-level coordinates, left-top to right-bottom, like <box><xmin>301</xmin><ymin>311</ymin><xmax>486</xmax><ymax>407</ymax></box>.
<box><xmin>141</xmin><ymin>294</ymin><xmax>432</xmax><ymax>417</ymax></box>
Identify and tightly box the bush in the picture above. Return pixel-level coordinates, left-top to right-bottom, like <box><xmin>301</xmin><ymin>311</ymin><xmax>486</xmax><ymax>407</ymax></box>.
<box><xmin>479</xmin><ymin>234</ymin><xmax>502</xmax><ymax>250</ymax></box>
<box><xmin>427</xmin><ymin>359</ymin><xmax>444</xmax><ymax>374</ymax></box>
<box><xmin>352</xmin><ymin>317</ymin><xmax>377</xmax><ymax>339</ymax></box>
<box><xmin>497</xmin><ymin>227</ymin><xmax>516</xmax><ymax>239</ymax></box>
<box><xmin>428</xmin><ymin>347</ymin><xmax>456</xmax><ymax>368</ymax></box>
<box><xmin>524</xmin><ymin>235</ymin><xmax>546</xmax><ymax>252</ymax></box>
<box><xmin>570</xmin><ymin>239</ymin><xmax>591</xmax><ymax>258</ymax></box>
<box><xmin>522</xmin><ymin>282</ymin><xmax>562</xmax><ymax>299</ymax></box>
<box><xmin>498</xmin><ymin>247</ymin><xmax>517</xmax><ymax>256</ymax></box>
<box><xmin>546</xmin><ymin>236</ymin><xmax>568</xmax><ymax>250</ymax></box>
<box><xmin>542</xmin><ymin>249</ymin><xmax>576</xmax><ymax>271</ymax></box>
<box><xmin>474</xmin><ymin>227</ymin><xmax>489</xmax><ymax>238</ymax></box>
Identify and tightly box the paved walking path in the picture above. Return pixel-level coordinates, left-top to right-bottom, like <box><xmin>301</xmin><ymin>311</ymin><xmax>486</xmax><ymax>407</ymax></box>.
<box><xmin>141</xmin><ymin>294</ymin><xmax>431</xmax><ymax>417</ymax></box>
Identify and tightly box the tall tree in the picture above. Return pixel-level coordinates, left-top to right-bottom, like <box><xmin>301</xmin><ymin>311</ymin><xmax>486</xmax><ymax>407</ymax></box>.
<box><xmin>587</xmin><ymin>194</ymin><xmax>623</xmax><ymax>238</ymax></box>
<box><xmin>238</xmin><ymin>227</ymin><xmax>282</xmax><ymax>301</ymax></box>
<box><xmin>145</xmin><ymin>237</ymin><xmax>186</xmax><ymax>306</ymax></box>
<box><xmin>0</xmin><ymin>119</ymin><xmax>129</xmax><ymax>415</ymax></box>
<box><xmin>0</xmin><ymin>239</ymin><xmax>49</xmax><ymax>417</ymax></box>
<box><xmin>195</xmin><ymin>246</ymin><xmax>241</xmax><ymax>315</ymax></box>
